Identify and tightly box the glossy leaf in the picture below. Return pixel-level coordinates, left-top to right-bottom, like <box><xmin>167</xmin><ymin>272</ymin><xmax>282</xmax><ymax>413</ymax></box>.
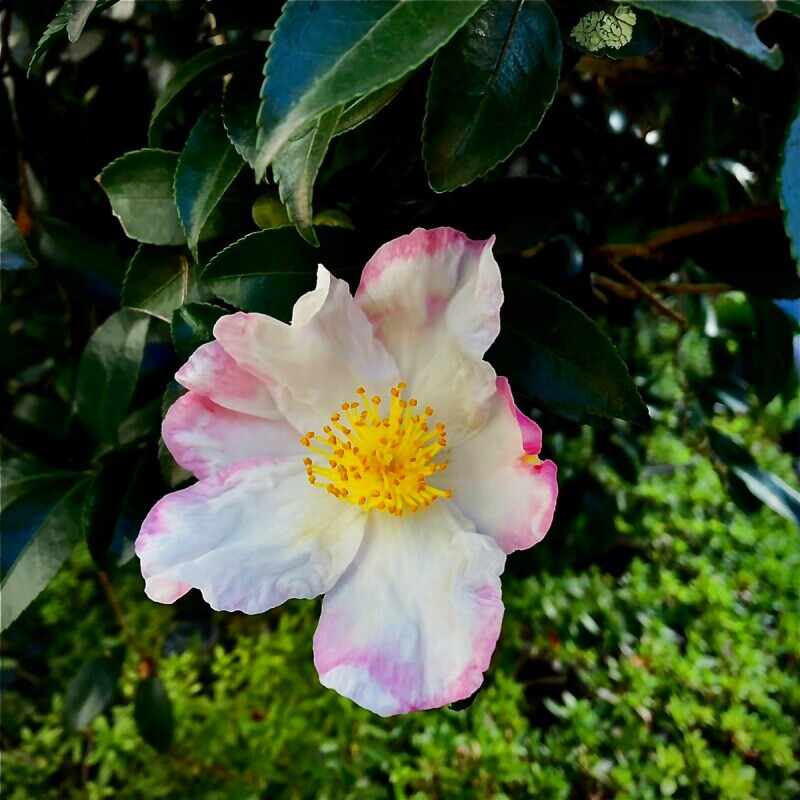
<box><xmin>273</xmin><ymin>106</ymin><xmax>342</xmax><ymax>246</ymax></box>
<box><xmin>134</xmin><ymin>675</ymin><xmax>174</xmax><ymax>752</ymax></box>
<box><xmin>37</xmin><ymin>216</ymin><xmax>124</xmax><ymax>286</ymax></box>
<box><xmin>748</xmin><ymin>298</ymin><xmax>794</xmax><ymax>405</ymax></box>
<box><xmin>780</xmin><ymin>102</ymin><xmax>800</xmax><ymax>266</ymax></box>
<box><xmin>175</xmin><ymin>105</ymin><xmax>244</xmax><ymax>256</ymax></box>
<box><xmin>708</xmin><ymin>428</ymin><xmax>800</xmax><ymax>526</ymax></box>
<box><xmin>0</xmin><ymin>200</ymin><xmax>36</xmax><ymax>270</ymax></box>
<box><xmin>490</xmin><ymin>277</ymin><xmax>650</xmax><ymax>424</ymax></box>
<box><xmin>424</xmin><ymin>0</ymin><xmax>561</xmax><ymax>192</ymax></box>
<box><xmin>202</xmin><ymin>227</ymin><xmax>363</xmax><ymax>320</ymax></box>
<box><xmin>64</xmin><ymin>650</ymin><xmax>124</xmax><ymax>732</ymax></box>
<box><xmin>0</xmin><ymin>477</ymin><xmax>90</xmax><ymax>632</ymax></box>
<box><xmin>99</xmin><ymin>150</ymin><xmax>185</xmax><ymax>246</ymax></box>
<box><xmin>0</xmin><ymin>459</ymin><xmax>76</xmax><ymax>513</ymax></box>
<box><xmin>333</xmin><ymin>76</ymin><xmax>409</xmax><ymax>136</ymax></box>
<box><xmin>85</xmin><ymin>455</ymin><xmax>160</xmax><ymax>569</ymax></box>
<box><xmin>149</xmin><ymin>41</ymin><xmax>258</xmax><ymax>147</ymax></box>
<box><xmin>75</xmin><ymin>308</ymin><xmax>151</xmax><ymax>442</ymax></box>
<box><xmin>251</xmin><ymin>193</ymin><xmax>291</xmax><ymax>230</ymax></box>
<box><xmin>222</xmin><ymin>62</ymin><xmax>261</xmax><ymax>170</ymax></box>
<box><xmin>122</xmin><ymin>246</ymin><xmax>200</xmax><ymax>321</ymax></box>
<box><xmin>28</xmin><ymin>0</ymin><xmax>118</xmax><ymax>73</ymax></box>
<box><xmin>171</xmin><ymin>302</ymin><xmax>228</xmax><ymax>362</ymax></box>
<box><xmin>255</xmin><ymin>0</ymin><xmax>486</xmax><ymax>174</ymax></box>
<box><xmin>628</xmin><ymin>1</ymin><xmax>781</xmax><ymax>69</ymax></box>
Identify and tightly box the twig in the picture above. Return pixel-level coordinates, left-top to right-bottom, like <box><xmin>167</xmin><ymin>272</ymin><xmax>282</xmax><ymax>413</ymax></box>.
<box><xmin>97</xmin><ymin>571</ymin><xmax>150</xmax><ymax>662</ymax></box>
<box><xmin>608</xmin><ymin>259</ymin><xmax>688</xmax><ymax>329</ymax></box>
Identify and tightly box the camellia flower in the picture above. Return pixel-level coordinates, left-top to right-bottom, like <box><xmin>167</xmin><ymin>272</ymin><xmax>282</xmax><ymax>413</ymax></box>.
<box><xmin>136</xmin><ymin>228</ymin><xmax>558</xmax><ymax>716</ymax></box>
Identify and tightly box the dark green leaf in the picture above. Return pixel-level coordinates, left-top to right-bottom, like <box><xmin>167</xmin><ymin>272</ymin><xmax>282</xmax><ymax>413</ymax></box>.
<box><xmin>0</xmin><ymin>477</ymin><xmax>90</xmax><ymax>632</ymax></box>
<box><xmin>85</xmin><ymin>455</ymin><xmax>160</xmax><ymax>569</ymax></box>
<box><xmin>202</xmin><ymin>227</ymin><xmax>364</xmax><ymax>320</ymax></box>
<box><xmin>75</xmin><ymin>308</ymin><xmax>151</xmax><ymax>442</ymax></box>
<box><xmin>748</xmin><ymin>299</ymin><xmax>794</xmax><ymax>405</ymax></box>
<box><xmin>777</xmin><ymin>0</ymin><xmax>800</xmax><ymax>17</ymax></box>
<box><xmin>0</xmin><ymin>200</ymin><xmax>36</xmax><ymax>270</ymax></box>
<box><xmin>333</xmin><ymin>76</ymin><xmax>409</xmax><ymax>136</ymax></box>
<box><xmin>780</xmin><ymin>102</ymin><xmax>800</xmax><ymax>266</ymax></box>
<box><xmin>256</xmin><ymin>0</ymin><xmax>486</xmax><ymax>173</ymax></box>
<box><xmin>28</xmin><ymin>0</ymin><xmax>118</xmax><ymax>74</ymax></box>
<box><xmin>424</xmin><ymin>0</ymin><xmax>561</xmax><ymax>192</ymax></box>
<box><xmin>489</xmin><ymin>277</ymin><xmax>649</xmax><ymax>423</ymax></box>
<box><xmin>222</xmin><ymin>62</ymin><xmax>261</xmax><ymax>170</ymax></box>
<box><xmin>149</xmin><ymin>41</ymin><xmax>259</xmax><ymax>147</ymax></box>
<box><xmin>273</xmin><ymin>106</ymin><xmax>342</xmax><ymax>245</ymax></box>
<box><xmin>99</xmin><ymin>150</ymin><xmax>185</xmax><ymax>246</ymax></box>
<box><xmin>122</xmin><ymin>246</ymin><xmax>200</xmax><ymax>321</ymax></box>
<box><xmin>708</xmin><ymin>428</ymin><xmax>800</xmax><ymax>526</ymax></box>
<box><xmin>37</xmin><ymin>216</ymin><xmax>124</xmax><ymax>286</ymax></box>
<box><xmin>64</xmin><ymin>650</ymin><xmax>124</xmax><ymax>732</ymax></box>
<box><xmin>171</xmin><ymin>302</ymin><xmax>228</xmax><ymax>361</ymax></box>
<box><xmin>0</xmin><ymin>459</ymin><xmax>76</xmax><ymax>513</ymax></box>
<box><xmin>175</xmin><ymin>105</ymin><xmax>244</xmax><ymax>256</ymax></box>
<box><xmin>66</xmin><ymin>0</ymin><xmax>98</xmax><ymax>43</ymax></box>
<box><xmin>134</xmin><ymin>675</ymin><xmax>174</xmax><ymax>752</ymax></box>
<box><xmin>627</xmin><ymin>1</ymin><xmax>781</xmax><ymax>69</ymax></box>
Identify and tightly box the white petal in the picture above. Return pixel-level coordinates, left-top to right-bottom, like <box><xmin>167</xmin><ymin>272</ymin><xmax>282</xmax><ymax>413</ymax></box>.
<box><xmin>162</xmin><ymin>392</ymin><xmax>303</xmax><ymax>480</ymax></box>
<box><xmin>175</xmin><ymin>341</ymin><xmax>280</xmax><ymax>418</ymax></box>
<box><xmin>355</xmin><ymin>228</ymin><xmax>503</xmax><ymax>443</ymax></box>
<box><xmin>313</xmin><ymin>503</ymin><xmax>505</xmax><ymax>716</ymax></box>
<box><xmin>136</xmin><ymin>458</ymin><xmax>366</xmax><ymax>613</ymax></box>
<box><xmin>442</xmin><ymin>377</ymin><xmax>558</xmax><ymax>554</ymax></box>
<box><xmin>214</xmin><ymin>267</ymin><xmax>398</xmax><ymax>431</ymax></box>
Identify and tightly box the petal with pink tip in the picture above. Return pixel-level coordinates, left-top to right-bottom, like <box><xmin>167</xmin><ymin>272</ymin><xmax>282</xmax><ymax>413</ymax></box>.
<box><xmin>355</xmin><ymin>228</ymin><xmax>502</xmax><ymax>443</ymax></box>
<box><xmin>214</xmin><ymin>267</ymin><xmax>398</xmax><ymax>432</ymax></box>
<box><xmin>135</xmin><ymin>458</ymin><xmax>366</xmax><ymax>613</ymax></box>
<box><xmin>162</xmin><ymin>392</ymin><xmax>302</xmax><ymax>480</ymax></box>
<box><xmin>441</xmin><ymin>377</ymin><xmax>557</xmax><ymax>554</ymax></box>
<box><xmin>313</xmin><ymin>503</ymin><xmax>505</xmax><ymax>716</ymax></box>
<box><xmin>175</xmin><ymin>341</ymin><xmax>279</xmax><ymax>417</ymax></box>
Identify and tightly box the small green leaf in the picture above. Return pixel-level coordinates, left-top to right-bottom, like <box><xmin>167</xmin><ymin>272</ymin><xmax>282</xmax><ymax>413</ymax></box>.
<box><xmin>202</xmin><ymin>227</ymin><xmax>363</xmax><ymax>320</ymax></box>
<box><xmin>175</xmin><ymin>105</ymin><xmax>244</xmax><ymax>256</ymax></box>
<box><xmin>627</xmin><ymin>0</ymin><xmax>781</xmax><ymax>69</ymax></box>
<box><xmin>171</xmin><ymin>302</ymin><xmax>228</xmax><ymax>362</ymax></box>
<box><xmin>64</xmin><ymin>650</ymin><xmax>124</xmax><ymax>732</ymax></box>
<box><xmin>256</xmin><ymin>0</ymin><xmax>486</xmax><ymax>174</ymax></box>
<box><xmin>122</xmin><ymin>246</ymin><xmax>200</xmax><ymax>321</ymax></box>
<box><xmin>1</xmin><ymin>477</ymin><xmax>90</xmax><ymax>632</ymax></box>
<box><xmin>134</xmin><ymin>675</ymin><xmax>174</xmax><ymax>752</ymax></box>
<box><xmin>273</xmin><ymin>106</ymin><xmax>342</xmax><ymax>246</ymax></box>
<box><xmin>75</xmin><ymin>309</ymin><xmax>151</xmax><ymax>443</ymax></box>
<box><xmin>424</xmin><ymin>0</ymin><xmax>562</xmax><ymax>192</ymax></box>
<box><xmin>333</xmin><ymin>76</ymin><xmax>409</xmax><ymax>136</ymax></box>
<box><xmin>99</xmin><ymin>150</ymin><xmax>185</xmax><ymax>246</ymax></box>
<box><xmin>780</xmin><ymin>102</ymin><xmax>800</xmax><ymax>266</ymax></box>
<box><xmin>0</xmin><ymin>200</ymin><xmax>36</xmax><ymax>270</ymax></box>
<box><xmin>489</xmin><ymin>277</ymin><xmax>650</xmax><ymax>423</ymax></box>
<box><xmin>28</xmin><ymin>0</ymin><xmax>118</xmax><ymax>74</ymax></box>
<box><xmin>149</xmin><ymin>41</ymin><xmax>258</xmax><ymax>147</ymax></box>
<box><xmin>222</xmin><ymin>62</ymin><xmax>261</xmax><ymax>170</ymax></box>
<box><xmin>252</xmin><ymin>193</ymin><xmax>292</xmax><ymax>230</ymax></box>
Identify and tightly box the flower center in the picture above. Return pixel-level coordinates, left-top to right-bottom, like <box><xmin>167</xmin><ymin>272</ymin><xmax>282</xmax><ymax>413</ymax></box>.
<box><xmin>300</xmin><ymin>383</ymin><xmax>451</xmax><ymax>516</ymax></box>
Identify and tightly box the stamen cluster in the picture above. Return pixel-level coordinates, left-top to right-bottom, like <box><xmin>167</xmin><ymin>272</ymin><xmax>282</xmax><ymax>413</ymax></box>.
<box><xmin>300</xmin><ymin>383</ymin><xmax>451</xmax><ymax>515</ymax></box>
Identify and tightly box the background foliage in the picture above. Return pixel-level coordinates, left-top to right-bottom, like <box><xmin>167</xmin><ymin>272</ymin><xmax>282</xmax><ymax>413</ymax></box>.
<box><xmin>1</xmin><ymin>1</ymin><xmax>799</xmax><ymax>797</ymax></box>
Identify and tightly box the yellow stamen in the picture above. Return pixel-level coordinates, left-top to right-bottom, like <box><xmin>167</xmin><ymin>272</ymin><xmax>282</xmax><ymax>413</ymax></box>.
<box><xmin>300</xmin><ymin>383</ymin><xmax>451</xmax><ymax>516</ymax></box>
